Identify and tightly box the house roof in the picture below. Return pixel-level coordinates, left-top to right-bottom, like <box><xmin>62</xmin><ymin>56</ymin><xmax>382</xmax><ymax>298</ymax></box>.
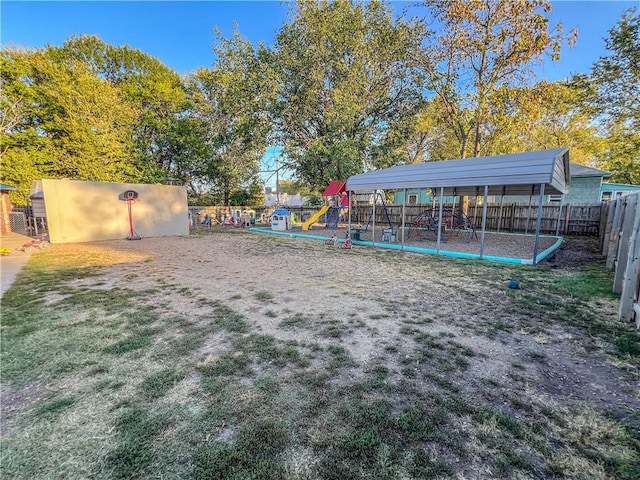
<box><xmin>323</xmin><ymin>180</ymin><xmax>347</xmax><ymax>196</ymax></box>
<box><xmin>346</xmin><ymin>148</ymin><xmax>570</xmax><ymax>196</ymax></box>
<box><xmin>601</xmin><ymin>183</ymin><xmax>640</xmax><ymax>191</ymax></box>
<box><xmin>0</xmin><ymin>183</ymin><xmax>17</xmax><ymax>191</ymax></box>
<box><xmin>570</xmin><ymin>163</ymin><xmax>611</xmax><ymax>178</ymax></box>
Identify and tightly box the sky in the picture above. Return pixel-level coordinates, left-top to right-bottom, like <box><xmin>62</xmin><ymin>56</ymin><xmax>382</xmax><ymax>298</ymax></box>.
<box><xmin>2</xmin><ymin>1</ymin><xmax>636</xmax><ymax>78</ymax></box>
<box><xmin>1</xmin><ymin>0</ymin><xmax>636</xmax><ymax>186</ymax></box>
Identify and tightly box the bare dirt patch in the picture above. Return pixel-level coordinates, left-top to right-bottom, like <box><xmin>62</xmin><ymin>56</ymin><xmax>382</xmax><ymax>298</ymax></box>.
<box><xmin>80</xmin><ymin>229</ymin><xmax>637</xmax><ymax>416</ymax></box>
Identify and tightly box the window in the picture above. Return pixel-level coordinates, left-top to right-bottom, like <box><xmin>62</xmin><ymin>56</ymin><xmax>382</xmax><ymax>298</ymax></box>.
<box><xmin>548</xmin><ymin>194</ymin><xmax>562</xmax><ymax>203</ymax></box>
<box><xmin>601</xmin><ymin>191</ymin><xmax>612</xmax><ymax>201</ymax></box>
<box><xmin>408</xmin><ymin>194</ymin><xmax>418</xmax><ymax>205</ymax></box>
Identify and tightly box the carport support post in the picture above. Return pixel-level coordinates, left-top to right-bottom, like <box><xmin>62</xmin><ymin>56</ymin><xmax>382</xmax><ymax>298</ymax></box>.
<box><xmin>480</xmin><ymin>185</ymin><xmax>489</xmax><ymax>259</ymax></box>
<box><xmin>372</xmin><ymin>191</ymin><xmax>376</xmax><ymax>246</ymax></box>
<box><xmin>436</xmin><ymin>187</ymin><xmax>444</xmax><ymax>252</ymax></box>
<box><xmin>348</xmin><ymin>191</ymin><xmax>352</xmax><ymax>238</ymax></box>
<box><xmin>525</xmin><ymin>186</ymin><xmax>534</xmax><ymax>234</ymax></box>
<box><xmin>532</xmin><ymin>183</ymin><xmax>546</xmax><ymax>265</ymax></box>
<box><xmin>401</xmin><ymin>189</ymin><xmax>407</xmax><ymax>249</ymax></box>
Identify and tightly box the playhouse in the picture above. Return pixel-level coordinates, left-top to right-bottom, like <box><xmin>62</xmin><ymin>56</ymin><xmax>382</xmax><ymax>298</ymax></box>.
<box><xmin>271</xmin><ymin>208</ymin><xmax>293</xmax><ymax>231</ymax></box>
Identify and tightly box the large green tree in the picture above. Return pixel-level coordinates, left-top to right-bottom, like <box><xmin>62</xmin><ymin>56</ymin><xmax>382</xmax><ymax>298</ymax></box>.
<box><xmin>573</xmin><ymin>7</ymin><xmax>639</xmax><ymax>183</ymax></box>
<box><xmin>0</xmin><ymin>36</ymin><xmax>210</xmax><ymax>204</ymax></box>
<box><xmin>47</xmin><ymin>35</ymin><xmax>190</xmax><ymax>183</ymax></box>
<box><xmin>486</xmin><ymin>80</ymin><xmax>602</xmax><ymax>162</ymax></box>
<box><xmin>0</xmin><ymin>47</ymin><xmax>139</xmax><ymax>205</ymax></box>
<box><xmin>270</xmin><ymin>0</ymin><xmax>425</xmax><ymax>192</ymax></box>
<box><xmin>414</xmin><ymin>0</ymin><xmax>577</xmax><ymax>159</ymax></box>
<box><xmin>186</xmin><ymin>28</ymin><xmax>274</xmax><ymax>204</ymax></box>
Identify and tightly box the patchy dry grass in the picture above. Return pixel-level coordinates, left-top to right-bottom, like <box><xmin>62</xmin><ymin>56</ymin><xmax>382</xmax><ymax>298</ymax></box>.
<box><xmin>1</xmin><ymin>231</ymin><xmax>638</xmax><ymax>479</ymax></box>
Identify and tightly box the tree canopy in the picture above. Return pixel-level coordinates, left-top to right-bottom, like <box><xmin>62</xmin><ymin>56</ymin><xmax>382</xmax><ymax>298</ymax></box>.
<box><xmin>572</xmin><ymin>7</ymin><xmax>639</xmax><ymax>183</ymax></box>
<box><xmin>269</xmin><ymin>0</ymin><xmax>425</xmax><ymax>192</ymax></box>
<box><xmin>1</xmin><ymin>2</ymin><xmax>636</xmax><ymax>206</ymax></box>
<box><xmin>413</xmin><ymin>0</ymin><xmax>577</xmax><ymax>159</ymax></box>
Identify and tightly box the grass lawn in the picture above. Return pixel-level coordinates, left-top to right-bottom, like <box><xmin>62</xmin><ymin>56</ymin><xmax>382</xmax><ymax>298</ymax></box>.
<box><xmin>1</xmin><ymin>229</ymin><xmax>638</xmax><ymax>479</ymax></box>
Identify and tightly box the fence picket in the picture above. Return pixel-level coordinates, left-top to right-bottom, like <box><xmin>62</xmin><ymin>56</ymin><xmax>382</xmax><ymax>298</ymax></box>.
<box><xmin>601</xmin><ymin>192</ymin><xmax>640</xmax><ymax>327</ymax></box>
<box><xmin>618</xmin><ymin>198</ymin><xmax>640</xmax><ymax>324</ymax></box>
<box><xmin>606</xmin><ymin>198</ymin><xmax>624</xmax><ymax>270</ymax></box>
<box><xmin>614</xmin><ymin>195</ymin><xmax>638</xmax><ymax>293</ymax></box>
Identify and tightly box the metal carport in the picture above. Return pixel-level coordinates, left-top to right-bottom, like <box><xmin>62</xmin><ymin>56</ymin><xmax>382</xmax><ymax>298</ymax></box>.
<box><xmin>346</xmin><ymin>147</ymin><xmax>571</xmax><ymax>265</ymax></box>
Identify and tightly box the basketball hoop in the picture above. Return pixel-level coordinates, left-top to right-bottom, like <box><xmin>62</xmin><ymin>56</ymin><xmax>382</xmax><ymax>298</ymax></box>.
<box><xmin>120</xmin><ymin>190</ymin><xmax>141</xmax><ymax>240</ymax></box>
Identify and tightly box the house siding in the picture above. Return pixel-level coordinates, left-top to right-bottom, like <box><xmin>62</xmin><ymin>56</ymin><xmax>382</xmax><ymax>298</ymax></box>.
<box><xmin>565</xmin><ymin>177</ymin><xmax>602</xmax><ymax>203</ymax></box>
<box><xmin>393</xmin><ymin>176</ymin><xmax>610</xmax><ymax>204</ymax></box>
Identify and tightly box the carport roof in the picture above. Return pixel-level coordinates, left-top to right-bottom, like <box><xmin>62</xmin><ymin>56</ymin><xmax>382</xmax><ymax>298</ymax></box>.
<box><xmin>346</xmin><ymin>148</ymin><xmax>570</xmax><ymax>196</ymax></box>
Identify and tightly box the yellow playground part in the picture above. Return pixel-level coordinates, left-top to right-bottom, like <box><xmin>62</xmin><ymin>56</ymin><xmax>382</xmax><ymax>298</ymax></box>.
<box><xmin>302</xmin><ymin>205</ymin><xmax>330</xmax><ymax>231</ymax></box>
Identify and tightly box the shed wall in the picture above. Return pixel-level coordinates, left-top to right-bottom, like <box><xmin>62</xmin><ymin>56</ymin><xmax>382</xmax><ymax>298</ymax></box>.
<box><xmin>42</xmin><ymin>179</ymin><xmax>188</xmax><ymax>243</ymax></box>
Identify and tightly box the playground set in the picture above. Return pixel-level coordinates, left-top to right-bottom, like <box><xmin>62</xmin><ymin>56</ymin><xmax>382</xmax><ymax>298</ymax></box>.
<box><xmin>407</xmin><ymin>207</ymin><xmax>478</xmax><ymax>243</ymax></box>
<box><xmin>301</xmin><ymin>180</ymin><xmax>394</xmax><ymax>235</ymax></box>
<box><xmin>198</xmin><ymin>209</ymin><xmax>257</xmax><ymax>228</ymax></box>
<box><xmin>16</xmin><ymin>233</ymin><xmax>49</xmax><ymax>252</ymax></box>
<box><xmin>301</xmin><ymin>180</ymin><xmax>350</xmax><ymax>231</ymax></box>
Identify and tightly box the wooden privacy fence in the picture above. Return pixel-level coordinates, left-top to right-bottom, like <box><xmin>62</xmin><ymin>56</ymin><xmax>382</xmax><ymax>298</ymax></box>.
<box><xmin>189</xmin><ymin>202</ymin><xmax>602</xmax><ymax>235</ymax></box>
<box><xmin>353</xmin><ymin>203</ymin><xmax>602</xmax><ymax>235</ymax></box>
<box><xmin>601</xmin><ymin>192</ymin><xmax>640</xmax><ymax>328</ymax></box>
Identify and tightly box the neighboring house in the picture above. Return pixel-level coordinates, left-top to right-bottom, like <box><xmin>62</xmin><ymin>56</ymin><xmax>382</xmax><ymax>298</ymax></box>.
<box><xmin>263</xmin><ymin>193</ymin><xmax>308</xmax><ymax>207</ymax></box>
<box><xmin>392</xmin><ymin>162</ymin><xmax>621</xmax><ymax>204</ymax></box>
<box><xmin>563</xmin><ymin>164</ymin><xmax>611</xmax><ymax>203</ymax></box>
<box><xmin>600</xmin><ymin>183</ymin><xmax>640</xmax><ymax>201</ymax></box>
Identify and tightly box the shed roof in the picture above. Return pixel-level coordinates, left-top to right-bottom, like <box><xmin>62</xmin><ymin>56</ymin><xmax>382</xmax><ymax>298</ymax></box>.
<box><xmin>346</xmin><ymin>148</ymin><xmax>570</xmax><ymax>196</ymax></box>
<box><xmin>0</xmin><ymin>183</ymin><xmax>17</xmax><ymax>191</ymax></box>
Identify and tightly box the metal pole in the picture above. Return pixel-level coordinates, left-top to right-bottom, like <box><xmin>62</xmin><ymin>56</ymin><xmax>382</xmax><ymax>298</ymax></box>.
<box><xmin>401</xmin><ymin>188</ymin><xmax>407</xmax><ymax>249</ymax></box>
<box><xmin>348</xmin><ymin>190</ymin><xmax>352</xmax><ymax>238</ymax></box>
<box><xmin>372</xmin><ymin>191</ymin><xmax>376</xmax><ymax>246</ymax></box>
<box><xmin>436</xmin><ymin>187</ymin><xmax>444</xmax><ymax>252</ymax></box>
<box><xmin>480</xmin><ymin>185</ymin><xmax>489</xmax><ymax>259</ymax></box>
<box><xmin>532</xmin><ymin>183</ymin><xmax>546</xmax><ymax>264</ymax></box>
<box><xmin>525</xmin><ymin>186</ymin><xmax>534</xmax><ymax>234</ymax></box>
<box><xmin>276</xmin><ymin>157</ymin><xmax>280</xmax><ymax>206</ymax></box>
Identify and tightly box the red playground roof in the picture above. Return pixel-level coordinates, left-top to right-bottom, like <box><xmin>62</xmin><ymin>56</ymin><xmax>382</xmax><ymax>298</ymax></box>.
<box><xmin>323</xmin><ymin>180</ymin><xmax>347</xmax><ymax>196</ymax></box>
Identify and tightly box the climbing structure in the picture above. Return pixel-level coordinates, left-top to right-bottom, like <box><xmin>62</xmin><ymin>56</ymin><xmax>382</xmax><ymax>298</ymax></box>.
<box><xmin>408</xmin><ymin>207</ymin><xmax>477</xmax><ymax>242</ymax></box>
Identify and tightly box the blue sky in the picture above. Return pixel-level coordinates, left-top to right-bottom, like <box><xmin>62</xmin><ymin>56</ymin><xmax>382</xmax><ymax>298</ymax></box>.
<box><xmin>2</xmin><ymin>1</ymin><xmax>636</xmax><ymax>79</ymax></box>
<box><xmin>1</xmin><ymin>0</ymin><xmax>636</xmax><ymax>187</ymax></box>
